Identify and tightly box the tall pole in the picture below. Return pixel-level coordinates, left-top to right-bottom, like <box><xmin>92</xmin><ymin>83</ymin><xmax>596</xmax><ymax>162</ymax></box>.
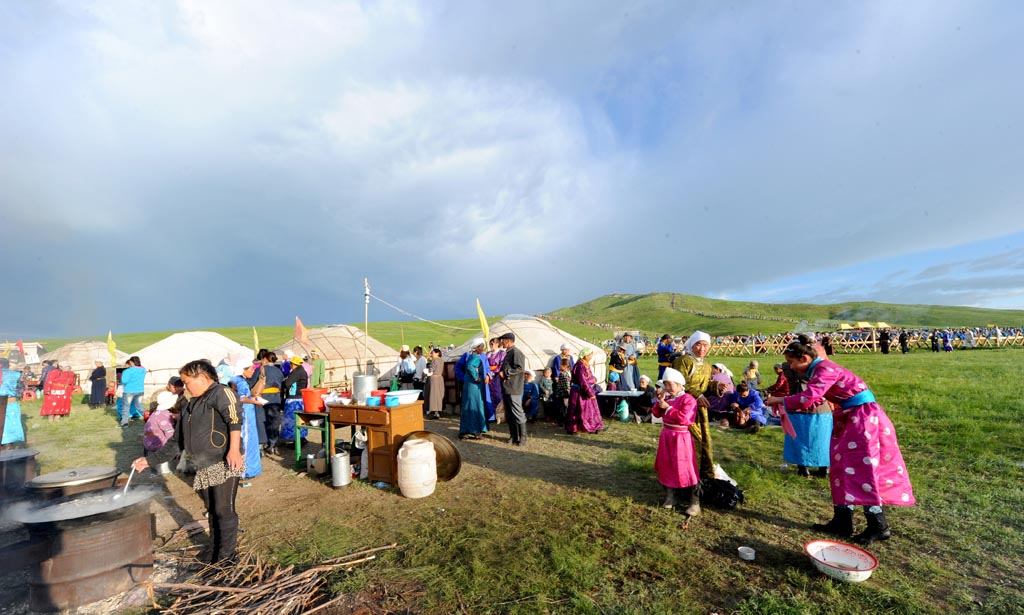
<box><xmin>363</xmin><ymin>277</ymin><xmax>370</xmax><ymax>371</ymax></box>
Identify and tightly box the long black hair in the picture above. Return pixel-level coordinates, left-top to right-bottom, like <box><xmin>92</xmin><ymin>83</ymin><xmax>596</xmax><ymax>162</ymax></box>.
<box><xmin>783</xmin><ymin>334</ymin><xmax>818</xmax><ymax>360</ymax></box>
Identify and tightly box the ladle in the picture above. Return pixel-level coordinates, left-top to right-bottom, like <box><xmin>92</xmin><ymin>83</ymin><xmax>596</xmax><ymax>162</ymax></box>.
<box><xmin>113</xmin><ymin>466</ymin><xmax>136</xmax><ymax>500</ymax></box>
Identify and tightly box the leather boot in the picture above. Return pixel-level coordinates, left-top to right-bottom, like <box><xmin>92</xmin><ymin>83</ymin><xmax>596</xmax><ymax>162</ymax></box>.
<box><xmin>853</xmin><ymin>510</ymin><xmax>891</xmax><ymax>545</ymax></box>
<box><xmin>662</xmin><ymin>486</ymin><xmax>676</xmax><ymax>509</ymax></box>
<box><xmin>812</xmin><ymin>506</ymin><xmax>854</xmax><ymax>537</ymax></box>
<box><xmin>682</xmin><ymin>486</ymin><xmax>701</xmax><ymax>517</ymax></box>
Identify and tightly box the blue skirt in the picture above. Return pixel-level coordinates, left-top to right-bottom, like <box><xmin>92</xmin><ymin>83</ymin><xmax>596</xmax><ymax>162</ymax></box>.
<box><xmin>281</xmin><ymin>398</ymin><xmax>308</xmax><ymax>441</ymax></box>
<box><xmin>783</xmin><ymin>411</ymin><xmax>833</xmax><ymax>467</ymax></box>
<box><xmin>242</xmin><ymin>404</ymin><xmax>262</xmax><ymax>479</ymax></box>
<box><xmin>2</xmin><ymin>400</ymin><xmax>24</xmax><ymax>445</ymax></box>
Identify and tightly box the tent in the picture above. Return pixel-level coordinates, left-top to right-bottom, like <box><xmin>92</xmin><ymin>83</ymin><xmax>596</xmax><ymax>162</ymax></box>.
<box><xmin>837</xmin><ymin>323</ymin><xmax>853</xmax><ymax>330</ymax></box>
<box><xmin>274</xmin><ymin>325</ymin><xmax>398</xmax><ymax>388</ymax></box>
<box><xmin>875</xmin><ymin>322</ymin><xmax>892</xmax><ymax>329</ymax></box>
<box><xmin>854</xmin><ymin>321</ymin><xmax>874</xmax><ymax>329</ymax></box>
<box><xmin>136</xmin><ymin>332</ymin><xmax>254</xmax><ymax>396</ymax></box>
<box><xmin>445</xmin><ymin>315</ymin><xmax>607</xmax><ymax>384</ymax></box>
<box><xmin>39</xmin><ymin>341</ymin><xmax>130</xmax><ymax>389</ymax></box>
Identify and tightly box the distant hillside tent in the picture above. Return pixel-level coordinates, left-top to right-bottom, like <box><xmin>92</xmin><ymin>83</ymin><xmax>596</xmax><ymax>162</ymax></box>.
<box><xmin>274</xmin><ymin>325</ymin><xmax>398</xmax><ymax>388</ymax></box>
<box><xmin>837</xmin><ymin>323</ymin><xmax>853</xmax><ymax>331</ymax></box>
<box><xmin>39</xmin><ymin>341</ymin><xmax>130</xmax><ymax>389</ymax></box>
<box><xmin>445</xmin><ymin>315</ymin><xmax>607</xmax><ymax>384</ymax></box>
<box><xmin>876</xmin><ymin>322</ymin><xmax>892</xmax><ymax>328</ymax></box>
<box><xmin>136</xmin><ymin>332</ymin><xmax>254</xmax><ymax>396</ymax></box>
<box><xmin>855</xmin><ymin>321</ymin><xmax>874</xmax><ymax>329</ymax></box>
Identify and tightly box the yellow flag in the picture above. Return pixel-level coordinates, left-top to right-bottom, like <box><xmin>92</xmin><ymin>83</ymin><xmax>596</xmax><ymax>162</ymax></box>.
<box><xmin>2</xmin><ymin>341</ymin><xmax>9</xmax><ymax>359</ymax></box>
<box><xmin>476</xmin><ymin>299</ymin><xmax>489</xmax><ymax>341</ymax></box>
<box><xmin>107</xmin><ymin>331</ymin><xmax>117</xmax><ymax>367</ymax></box>
<box><xmin>253</xmin><ymin>326</ymin><xmax>260</xmax><ymax>354</ymax></box>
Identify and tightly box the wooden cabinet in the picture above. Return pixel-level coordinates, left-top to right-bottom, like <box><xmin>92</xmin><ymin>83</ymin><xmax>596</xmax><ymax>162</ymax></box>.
<box><xmin>327</xmin><ymin>401</ymin><xmax>424</xmax><ymax>483</ymax></box>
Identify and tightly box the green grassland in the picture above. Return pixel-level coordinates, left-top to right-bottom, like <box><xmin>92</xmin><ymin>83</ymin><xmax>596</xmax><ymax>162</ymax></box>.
<box><xmin>15</xmin><ymin>347</ymin><xmax>1024</xmax><ymax>614</ymax></box>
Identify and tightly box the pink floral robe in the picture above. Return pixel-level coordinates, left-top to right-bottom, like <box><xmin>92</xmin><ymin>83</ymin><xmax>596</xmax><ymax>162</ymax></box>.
<box><xmin>783</xmin><ymin>359</ymin><xmax>915</xmax><ymax>507</ymax></box>
<box><xmin>566</xmin><ymin>361</ymin><xmax>603</xmax><ymax>434</ymax></box>
<box><xmin>652</xmin><ymin>393</ymin><xmax>699</xmax><ymax>489</ymax></box>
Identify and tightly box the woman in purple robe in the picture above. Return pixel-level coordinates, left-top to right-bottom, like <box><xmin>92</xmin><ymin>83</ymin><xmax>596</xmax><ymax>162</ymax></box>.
<box><xmin>485</xmin><ymin>338</ymin><xmax>504</xmax><ymax>422</ymax></box>
<box><xmin>566</xmin><ymin>347</ymin><xmax>604</xmax><ymax>434</ymax></box>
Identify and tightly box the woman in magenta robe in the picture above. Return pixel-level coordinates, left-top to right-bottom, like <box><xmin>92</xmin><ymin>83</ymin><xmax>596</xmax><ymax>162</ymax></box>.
<box><xmin>41</xmin><ymin>362</ymin><xmax>76</xmax><ymax>421</ymax></box>
<box><xmin>485</xmin><ymin>338</ymin><xmax>504</xmax><ymax>422</ymax></box>
<box><xmin>767</xmin><ymin>334</ymin><xmax>915</xmax><ymax>545</ymax></box>
<box><xmin>565</xmin><ymin>347</ymin><xmax>603</xmax><ymax>434</ymax></box>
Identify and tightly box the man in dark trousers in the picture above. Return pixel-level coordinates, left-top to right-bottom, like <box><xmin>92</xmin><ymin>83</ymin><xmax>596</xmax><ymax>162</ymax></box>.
<box><xmin>498</xmin><ymin>332</ymin><xmax>527</xmax><ymax>446</ymax></box>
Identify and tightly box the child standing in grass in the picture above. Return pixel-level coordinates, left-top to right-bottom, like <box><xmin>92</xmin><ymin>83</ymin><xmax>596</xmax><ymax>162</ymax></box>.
<box><xmin>538</xmin><ymin>368</ymin><xmax>553</xmax><ymax>421</ymax></box>
<box><xmin>652</xmin><ymin>368</ymin><xmax>700</xmax><ymax>518</ymax></box>
<box><xmin>743</xmin><ymin>360</ymin><xmax>761</xmax><ymax>393</ymax></box>
<box><xmin>766</xmin><ymin>334</ymin><xmax>915</xmax><ymax>544</ymax></box>
<box><xmin>522</xmin><ymin>370</ymin><xmax>539</xmax><ymax>423</ymax></box>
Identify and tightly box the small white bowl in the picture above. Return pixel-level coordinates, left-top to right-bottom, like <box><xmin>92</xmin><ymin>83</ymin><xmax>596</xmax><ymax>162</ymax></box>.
<box><xmin>738</xmin><ymin>546</ymin><xmax>755</xmax><ymax>561</ymax></box>
<box><xmin>804</xmin><ymin>540</ymin><xmax>878</xmax><ymax>582</ymax></box>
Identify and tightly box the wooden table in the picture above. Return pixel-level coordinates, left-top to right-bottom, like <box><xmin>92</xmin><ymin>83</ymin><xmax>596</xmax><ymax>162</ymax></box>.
<box><xmin>326</xmin><ymin>401</ymin><xmax>424</xmax><ymax>484</ymax></box>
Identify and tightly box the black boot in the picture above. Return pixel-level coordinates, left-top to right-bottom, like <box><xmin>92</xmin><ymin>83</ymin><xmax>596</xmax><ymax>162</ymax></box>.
<box><xmin>797</xmin><ymin>465</ymin><xmax>810</xmax><ymax>477</ymax></box>
<box><xmin>812</xmin><ymin>506</ymin><xmax>854</xmax><ymax>537</ymax></box>
<box><xmin>853</xmin><ymin>509</ymin><xmax>891</xmax><ymax>545</ymax></box>
<box><xmin>812</xmin><ymin>467</ymin><xmax>829</xmax><ymax>478</ymax></box>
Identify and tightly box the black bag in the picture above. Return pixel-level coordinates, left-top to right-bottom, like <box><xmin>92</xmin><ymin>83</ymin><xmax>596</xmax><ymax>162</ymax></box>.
<box><xmin>700</xmin><ymin>478</ymin><xmax>745</xmax><ymax>510</ymax></box>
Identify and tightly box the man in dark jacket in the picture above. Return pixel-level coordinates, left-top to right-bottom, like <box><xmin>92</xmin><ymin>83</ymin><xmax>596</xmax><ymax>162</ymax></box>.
<box><xmin>499</xmin><ymin>332</ymin><xmax>527</xmax><ymax>446</ymax></box>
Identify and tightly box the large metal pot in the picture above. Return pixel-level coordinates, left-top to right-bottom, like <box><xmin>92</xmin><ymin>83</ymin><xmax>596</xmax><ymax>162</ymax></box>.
<box><xmin>1</xmin><ymin>487</ymin><xmax>156</xmax><ymax>612</ymax></box>
<box><xmin>25</xmin><ymin>466</ymin><xmax>121</xmax><ymax>500</ymax></box>
<box><xmin>352</xmin><ymin>374</ymin><xmax>378</xmax><ymax>405</ymax></box>
<box><xmin>0</xmin><ymin>448</ymin><xmax>39</xmax><ymax>497</ymax></box>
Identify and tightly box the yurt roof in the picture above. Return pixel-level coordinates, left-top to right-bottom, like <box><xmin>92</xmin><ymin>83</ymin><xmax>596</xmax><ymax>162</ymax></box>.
<box><xmin>444</xmin><ymin>314</ymin><xmax>608</xmax><ymax>383</ymax></box>
<box><xmin>136</xmin><ymin>331</ymin><xmax>254</xmax><ymax>395</ymax></box>
<box><xmin>39</xmin><ymin>341</ymin><xmax>129</xmax><ymax>376</ymax></box>
<box><xmin>275</xmin><ymin>325</ymin><xmax>398</xmax><ymax>385</ymax></box>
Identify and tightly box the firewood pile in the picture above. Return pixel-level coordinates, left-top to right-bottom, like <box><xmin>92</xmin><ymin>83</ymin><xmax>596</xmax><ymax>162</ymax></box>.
<box><xmin>146</xmin><ymin>543</ymin><xmax>398</xmax><ymax>614</ymax></box>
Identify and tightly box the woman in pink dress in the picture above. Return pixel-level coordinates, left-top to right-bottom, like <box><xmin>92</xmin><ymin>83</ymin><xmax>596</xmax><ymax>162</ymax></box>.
<box><xmin>565</xmin><ymin>347</ymin><xmax>603</xmax><ymax>435</ymax></box>
<box><xmin>652</xmin><ymin>368</ymin><xmax>700</xmax><ymax>517</ymax></box>
<box><xmin>767</xmin><ymin>334</ymin><xmax>915</xmax><ymax>544</ymax></box>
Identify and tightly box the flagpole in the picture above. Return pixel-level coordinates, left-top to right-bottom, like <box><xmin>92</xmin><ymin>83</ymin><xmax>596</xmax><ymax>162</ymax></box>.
<box><xmin>363</xmin><ymin>277</ymin><xmax>370</xmax><ymax>372</ymax></box>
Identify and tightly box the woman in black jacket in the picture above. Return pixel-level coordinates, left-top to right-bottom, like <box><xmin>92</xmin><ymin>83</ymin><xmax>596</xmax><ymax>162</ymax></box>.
<box><xmin>133</xmin><ymin>359</ymin><xmax>244</xmax><ymax>563</ymax></box>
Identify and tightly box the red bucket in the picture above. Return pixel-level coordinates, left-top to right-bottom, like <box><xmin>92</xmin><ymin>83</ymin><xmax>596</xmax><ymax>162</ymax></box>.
<box><xmin>301</xmin><ymin>388</ymin><xmax>329</xmax><ymax>412</ymax></box>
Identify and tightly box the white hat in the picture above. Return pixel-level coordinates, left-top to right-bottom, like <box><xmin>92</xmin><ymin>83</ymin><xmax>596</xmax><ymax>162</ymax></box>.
<box><xmin>662</xmin><ymin>367</ymin><xmax>686</xmax><ymax>386</ymax></box>
<box><xmin>233</xmin><ymin>359</ymin><xmax>253</xmax><ymax>376</ymax></box>
<box><xmin>155</xmin><ymin>391</ymin><xmax>178</xmax><ymax>411</ymax></box>
<box><xmin>283</xmin><ymin>350</ymin><xmax>294</xmax><ymax>359</ymax></box>
<box><xmin>400</xmin><ymin>344</ymin><xmax>410</xmax><ymax>352</ymax></box>
<box><xmin>94</xmin><ymin>357</ymin><xmax>106</xmax><ymax>365</ymax></box>
<box><xmin>525</xmin><ymin>369</ymin><xmax>535</xmax><ymax>378</ymax></box>
<box><xmin>685</xmin><ymin>331</ymin><xmax>711</xmax><ymax>353</ymax></box>
<box><xmin>560</xmin><ymin>343</ymin><xmax>571</xmax><ymax>351</ymax></box>
<box><xmin>58</xmin><ymin>360</ymin><xmax>72</xmax><ymax>368</ymax></box>
<box><xmin>639</xmin><ymin>374</ymin><xmax>651</xmax><ymax>383</ymax></box>
<box><xmin>470</xmin><ymin>337</ymin><xmax>485</xmax><ymax>349</ymax></box>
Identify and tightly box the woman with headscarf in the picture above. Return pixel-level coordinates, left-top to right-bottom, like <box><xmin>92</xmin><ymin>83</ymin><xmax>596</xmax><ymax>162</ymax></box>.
<box><xmin>256</xmin><ymin>352</ymin><xmax>285</xmax><ymax>456</ymax></box>
<box><xmin>133</xmin><ymin>359</ymin><xmax>244</xmax><ymax>563</ymax></box>
<box><xmin>566</xmin><ymin>347</ymin><xmax>604</xmax><ymax>434</ymax></box>
<box><xmin>485</xmin><ymin>338</ymin><xmax>505</xmax><ymax>422</ymax></box>
<box><xmin>88</xmin><ymin>358</ymin><xmax>107</xmax><ymax>409</ymax></box>
<box><xmin>229</xmin><ymin>360</ymin><xmax>262</xmax><ymax>482</ymax></box>
<box><xmin>671</xmin><ymin>331</ymin><xmax>716</xmax><ymax>479</ymax></box>
<box><xmin>710</xmin><ymin>363</ymin><xmax>735</xmax><ymax>392</ymax></box>
<box><xmin>41</xmin><ymin>361</ymin><xmax>76</xmax><ymax>422</ymax></box>
<box><xmin>620</xmin><ymin>333</ymin><xmax>640</xmax><ymax>391</ymax></box>
<box><xmin>281</xmin><ymin>355</ymin><xmax>308</xmax><ymax>443</ymax></box>
<box><xmin>459</xmin><ymin>339</ymin><xmax>488</xmax><ymax>440</ymax></box>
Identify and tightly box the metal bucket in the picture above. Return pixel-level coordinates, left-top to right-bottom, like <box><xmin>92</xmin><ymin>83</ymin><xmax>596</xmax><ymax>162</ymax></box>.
<box><xmin>352</xmin><ymin>374</ymin><xmax>377</xmax><ymax>405</ymax></box>
<box><xmin>0</xmin><ymin>448</ymin><xmax>39</xmax><ymax>497</ymax></box>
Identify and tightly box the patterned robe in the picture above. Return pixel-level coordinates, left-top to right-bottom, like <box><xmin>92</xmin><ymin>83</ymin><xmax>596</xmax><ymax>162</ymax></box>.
<box><xmin>671</xmin><ymin>355</ymin><xmax>715</xmax><ymax>479</ymax></box>
<box><xmin>566</xmin><ymin>360</ymin><xmax>603</xmax><ymax>434</ymax></box>
<box><xmin>782</xmin><ymin>359</ymin><xmax>915</xmax><ymax>507</ymax></box>
<box><xmin>41</xmin><ymin>370</ymin><xmax>75</xmax><ymax>416</ymax></box>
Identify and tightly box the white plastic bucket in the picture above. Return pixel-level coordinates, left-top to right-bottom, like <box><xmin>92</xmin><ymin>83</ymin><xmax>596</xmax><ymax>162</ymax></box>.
<box><xmin>397</xmin><ymin>439</ymin><xmax>437</xmax><ymax>499</ymax></box>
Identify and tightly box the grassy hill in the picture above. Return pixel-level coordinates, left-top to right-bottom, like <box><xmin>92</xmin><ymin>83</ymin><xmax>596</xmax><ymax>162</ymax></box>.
<box><xmin>546</xmin><ymin>293</ymin><xmax>1024</xmax><ymax>337</ymax></box>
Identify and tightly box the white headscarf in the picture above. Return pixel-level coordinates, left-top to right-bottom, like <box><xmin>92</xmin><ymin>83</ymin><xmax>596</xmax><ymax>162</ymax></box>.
<box><xmin>685</xmin><ymin>331</ymin><xmax>711</xmax><ymax>354</ymax></box>
<box><xmin>712</xmin><ymin>363</ymin><xmax>734</xmax><ymax>381</ymax></box>
<box><xmin>470</xmin><ymin>337</ymin><xmax>485</xmax><ymax>349</ymax></box>
<box><xmin>661</xmin><ymin>367</ymin><xmax>686</xmax><ymax>386</ymax></box>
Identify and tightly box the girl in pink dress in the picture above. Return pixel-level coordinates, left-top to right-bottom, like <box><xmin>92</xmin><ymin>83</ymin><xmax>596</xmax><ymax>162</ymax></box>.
<box><xmin>652</xmin><ymin>368</ymin><xmax>700</xmax><ymax>517</ymax></box>
<box><xmin>767</xmin><ymin>334</ymin><xmax>915</xmax><ymax>544</ymax></box>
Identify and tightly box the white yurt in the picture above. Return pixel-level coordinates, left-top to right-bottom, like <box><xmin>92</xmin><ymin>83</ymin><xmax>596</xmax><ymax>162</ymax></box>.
<box><xmin>38</xmin><ymin>341</ymin><xmax>130</xmax><ymax>392</ymax></box>
<box><xmin>274</xmin><ymin>325</ymin><xmax>398</xmax><ymax>389</ymax></box>
<box><xmin>445</xmin><ymin>315</ymin><xmax>607</xmax><ymax>383</ymax></box>
<box><xmin>135</xmin><ymin>332</ymin><xmax>254</xmax><ymax>396</ymax></box>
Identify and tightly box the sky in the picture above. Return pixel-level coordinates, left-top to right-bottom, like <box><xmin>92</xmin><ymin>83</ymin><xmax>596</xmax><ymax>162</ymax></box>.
<box><xmin>2</xmin><ymin>1</ymin><xmax>1023</xmax><ymax>339</ymax></box>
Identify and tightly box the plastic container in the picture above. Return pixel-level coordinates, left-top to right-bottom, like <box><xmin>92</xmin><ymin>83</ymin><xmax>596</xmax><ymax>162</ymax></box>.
<box><xmin>301</xmin><ymin>387</ymin><xmax>329</xmax><ymax>413</ymax></box>
<box><xmin>397</xmin><ymin>439</ymin><xmax>437</xmax><ymax>499</ymax></box>
<box><xmin>804</xmin><ymin>540</ymin><xmax>878</xmax><ymax>582</ymax></box>
<box><xmin>385</xmin><ymin>395</ymin><xmax>400</xmax><ymax>407</ymax></box>
<box><xmin>365</xmin><ymin>396</ymin><xmax>381</xmax><ymax>407</ymax></box>
<box><xmin>738</xmin><ymin>546</ymin><xmax>755</xmax><ymax>561</ymax></box>
<box><xmin>386</xmin><ymin>390</ymin><xmax>421</xmax><ymax>405</ymax></box>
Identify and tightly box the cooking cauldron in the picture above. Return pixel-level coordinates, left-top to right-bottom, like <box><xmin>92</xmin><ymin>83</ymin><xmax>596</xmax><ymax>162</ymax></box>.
<box><xmin>0</xmin><ymin>486</ymin><xmax>156</xmax><ymax>612</ymax></box>
<box><xmin>25</xmin><ymin>466</ymin><xmax>121</xmax><ymax>500</ymax></box>
<box><xmin>0</xmin><ymin>448</ymin><xmax>39</xmax><ymax>497</ymax></box>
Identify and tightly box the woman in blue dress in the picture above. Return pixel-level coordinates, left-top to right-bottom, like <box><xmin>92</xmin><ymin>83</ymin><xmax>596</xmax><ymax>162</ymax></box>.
<box><xmin>459</xmin><ymin>339</ymin><xmax>488</xmax><ymax>440</ymax></box>
<box><xmin>1</xmin><ymin>358</ymin><xmax>25</xmax><ymax>448</ymax></box>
